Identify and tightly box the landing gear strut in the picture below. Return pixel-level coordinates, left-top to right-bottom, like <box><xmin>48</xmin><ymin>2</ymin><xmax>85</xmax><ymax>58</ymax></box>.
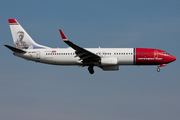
<box><xmin>88</xmin><ymin>65</ymin><xmax>94</xmax><ymax>74</ymax></box>
<box><xmin>157</xmin><ymin>66</ymin><xmax>160</xmax><ymax>72</ymax></box>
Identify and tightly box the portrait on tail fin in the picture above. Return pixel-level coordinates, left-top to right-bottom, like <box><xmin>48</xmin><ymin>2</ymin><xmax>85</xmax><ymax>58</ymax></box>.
<box><xmin>15</xmin><ymin>31</ymin><xmax>33</xmax><ymax>49</ymax></box>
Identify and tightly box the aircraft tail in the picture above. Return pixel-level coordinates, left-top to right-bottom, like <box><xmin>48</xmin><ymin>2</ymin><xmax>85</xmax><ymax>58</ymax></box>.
<box><xmin>8</xmin><ymin>19</ymin><xmax>49</xmax><ymax>49</ymax></box>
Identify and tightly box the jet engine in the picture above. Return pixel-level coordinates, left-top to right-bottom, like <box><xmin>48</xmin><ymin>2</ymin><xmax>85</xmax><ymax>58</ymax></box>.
<box><xmin>100</xmin><ymin>57</ymin><xmax>119</xmax><ymax>71</ymax></box>
<box><xmin>101</xmin><ymin>57</ymin><xmax>118</xmax><ymax>65</ymax></box>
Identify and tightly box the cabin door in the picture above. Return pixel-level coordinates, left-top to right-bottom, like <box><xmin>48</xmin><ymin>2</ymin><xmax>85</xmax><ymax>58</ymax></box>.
<box><xmin>36</xmin><ymin>51</ymin><xmax>40</xmax><ymax>59</ymax></box>
<box><xmin>154</xmin><ymin>50</ymin><xmax>158</xmax><ymax>60</ymax></box>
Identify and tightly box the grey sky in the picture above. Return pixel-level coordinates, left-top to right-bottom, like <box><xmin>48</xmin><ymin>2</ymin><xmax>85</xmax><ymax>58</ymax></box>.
<box><xmin>0</xmin><ymin>0</ymin><xmax>180</xmax><ymax>120</ymax></box>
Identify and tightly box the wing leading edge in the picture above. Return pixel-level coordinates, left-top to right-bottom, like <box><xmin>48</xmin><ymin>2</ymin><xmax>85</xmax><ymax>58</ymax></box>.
<box><xmin>59</xmin><ymin>29</ymin><xmax>101</xmax><ymax>63</ymax></box>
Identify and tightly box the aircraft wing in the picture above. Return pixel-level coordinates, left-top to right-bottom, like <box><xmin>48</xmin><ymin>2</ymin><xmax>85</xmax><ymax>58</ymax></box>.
<box><xmin>59</xmin><ymin>29</ymin><xmax>101</xmax><ymax>62</ymax></box>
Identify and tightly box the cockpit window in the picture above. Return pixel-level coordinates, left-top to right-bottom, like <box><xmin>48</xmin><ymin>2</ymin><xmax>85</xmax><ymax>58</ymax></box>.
<box><xmin>163</xmin><ymin>52</ymin><xmax>170</xmax><ymax>55</ymax></box>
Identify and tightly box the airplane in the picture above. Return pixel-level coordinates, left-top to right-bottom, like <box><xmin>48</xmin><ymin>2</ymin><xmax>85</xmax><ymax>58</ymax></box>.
<box><xmin>4</xmin><ymin>19</ymin><xmax>176</xmax><ymax>74</ymax></box>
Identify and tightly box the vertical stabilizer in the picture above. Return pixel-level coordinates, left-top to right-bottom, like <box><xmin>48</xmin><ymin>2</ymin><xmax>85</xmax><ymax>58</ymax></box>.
<box><xmin>8</xmin><ymin>19</ymin><xmax>49</xmax><ymax>49</ymax></box>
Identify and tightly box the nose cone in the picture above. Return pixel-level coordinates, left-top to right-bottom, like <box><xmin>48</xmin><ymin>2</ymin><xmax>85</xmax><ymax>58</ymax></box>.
<box><xmin>170</xmin><ymin>55</ymin><xmax>176</xmax><ymax>62</ymax></box>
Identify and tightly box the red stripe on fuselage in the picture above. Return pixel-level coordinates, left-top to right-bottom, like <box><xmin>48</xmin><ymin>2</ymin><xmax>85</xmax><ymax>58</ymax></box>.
<box><xmin>135</xmin><ymin>48</ymin><xmax>175</xmax><ymax>65</ymax></box>
<box><xmin>135</xmin><ymin>48</ymin><xmax>155</xmax><ymax>65</ymax></box>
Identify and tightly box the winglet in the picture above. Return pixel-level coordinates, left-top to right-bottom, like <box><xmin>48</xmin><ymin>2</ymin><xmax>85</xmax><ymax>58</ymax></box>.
<box><xmin>59</xmin><ymin>29</ymin><xmax>68</xmax><ymax>41</ymax></box>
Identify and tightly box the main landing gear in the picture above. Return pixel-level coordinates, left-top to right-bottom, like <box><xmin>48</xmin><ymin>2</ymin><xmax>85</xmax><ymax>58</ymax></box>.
<box><xmin>88</xmin><ymin>65</ymin><xmax>94</xmax><ymax>74</ymax></box>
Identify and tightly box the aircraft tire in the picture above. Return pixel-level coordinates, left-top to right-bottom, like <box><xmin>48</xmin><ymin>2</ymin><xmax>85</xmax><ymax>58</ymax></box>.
<box><xmin>88</xmin><ymin>66</ymin><xmax>94</xmax><ymax>74</ymax></box>
<box><xmin>157</xmin><ymin>68</ymin><xmax>160</xmax><ymax>72</ymax></box>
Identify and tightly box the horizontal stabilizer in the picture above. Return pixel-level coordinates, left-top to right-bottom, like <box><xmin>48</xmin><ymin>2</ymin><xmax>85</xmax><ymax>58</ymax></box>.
<box><xmin>4</xmin><ymin>45</ymin><xmax>26</xmax><ymax>53</ymax></box>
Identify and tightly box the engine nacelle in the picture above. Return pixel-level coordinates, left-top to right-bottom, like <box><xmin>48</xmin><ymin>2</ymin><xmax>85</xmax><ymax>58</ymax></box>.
<box><xmin>102</xmin><ymin>65</ymin><xmax>119</xmax><ymax>71</ymax></box>
<box><xmin>101</xmin><ymin>57</ymin><xmax>118</xmax><ymax>66</ymax></box>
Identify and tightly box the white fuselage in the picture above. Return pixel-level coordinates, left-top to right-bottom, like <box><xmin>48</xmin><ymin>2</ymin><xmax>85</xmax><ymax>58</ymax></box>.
<box><xmin>15</xmin><ymin>48</ymin><xmax>135</xmax><ymax>66</ymax></box>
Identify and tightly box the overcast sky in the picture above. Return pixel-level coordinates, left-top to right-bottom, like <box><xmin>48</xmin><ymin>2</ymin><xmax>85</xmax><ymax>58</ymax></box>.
<box><xmin>0</xmin><ymin>0</ymin><xmax>180</xmax><ymax>120</ymax></box>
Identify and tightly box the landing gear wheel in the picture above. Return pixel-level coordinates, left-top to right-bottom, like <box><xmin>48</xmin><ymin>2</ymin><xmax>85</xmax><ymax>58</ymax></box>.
<box><xmin>157</xmin><ymin>67</ymin><xmax>160</xmax><ymax>72</ymax></box>
<box><xmin>88</xmin><ymin>66</ymin><xmax>94</xmax><ymax>74</ymax></box>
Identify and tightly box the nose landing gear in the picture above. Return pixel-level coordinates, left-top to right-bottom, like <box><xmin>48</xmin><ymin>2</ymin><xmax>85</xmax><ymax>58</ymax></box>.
<box><xmin>157</xmin><ymin>66</ymin><xmax>160</xmax><ymax>72</ymax></box>
<box><xmin>157</xmin><ymin>64</ymin><xmax>166</xmax><ymax>72</ymax></box>
<box><xmin>88</xmin><ymin>65</ymin><xmax>94</xmax><ymax>74</ymax></box>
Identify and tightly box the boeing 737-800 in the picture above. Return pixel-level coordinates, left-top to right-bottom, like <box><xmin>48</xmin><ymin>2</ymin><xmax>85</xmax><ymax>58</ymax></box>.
<box><xmin>4</xmin><ymin>19</ymin><xmax>176</xmax><ymax>74</ymax></box>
